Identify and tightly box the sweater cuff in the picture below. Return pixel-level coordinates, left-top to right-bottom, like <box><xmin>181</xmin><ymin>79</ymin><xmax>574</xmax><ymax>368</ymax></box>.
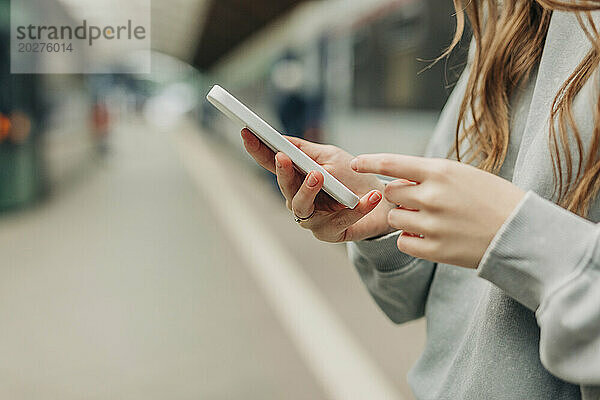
<box><xmin>352</xmin><ymin>231</ymin><xmax>415</xmax><ymax>272</ymax></box>
<box><xmin>477</xmin><ymin>190</ymin><xmax>598</xmax><ymax>311</ymax></box>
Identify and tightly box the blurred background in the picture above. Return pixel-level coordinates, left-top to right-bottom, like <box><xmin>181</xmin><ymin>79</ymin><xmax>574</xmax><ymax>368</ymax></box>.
<box><xmin>0</xmin><ymin>0</ymin><xmax>469</xmax><ymax>398</ymax></box>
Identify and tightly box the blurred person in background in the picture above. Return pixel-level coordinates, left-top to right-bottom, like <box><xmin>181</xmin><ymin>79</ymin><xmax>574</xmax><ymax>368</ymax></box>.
<box><xmin>88</xmin><ymin>76</ymin><xmax>117</xmax><ymax>155</ymax></box>
<box><xmin>241</xmin><ymin>1</ymin><xmax>600</xmax><ymax>399</ymax></box>
<box><xmin>270</xmin><ymin>52</ymin><xmax>312</xmax><ymax>140</ymax></box>
<box><xmin>91</xmin><ymin>100</ymin><xmax>111</xmax><ymax>155</ymax></box>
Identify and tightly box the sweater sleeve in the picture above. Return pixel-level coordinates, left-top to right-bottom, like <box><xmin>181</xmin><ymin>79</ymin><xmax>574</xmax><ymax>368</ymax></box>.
<box><xmin>347</xmin><ymin>234</ymin><xmax>436</xmax><ymax>324</ymax></box>
<box><xmin>477</xmin><ymin>190</ymin><xmax>600</xmax><ymax>385</ymax></box>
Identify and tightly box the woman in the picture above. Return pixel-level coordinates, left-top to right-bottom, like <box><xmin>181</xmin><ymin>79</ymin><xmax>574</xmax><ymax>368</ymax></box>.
<box><xmin>241</xmin><ymin>1</ymin><xmax>600</xmax><ymax>398</ymax></box>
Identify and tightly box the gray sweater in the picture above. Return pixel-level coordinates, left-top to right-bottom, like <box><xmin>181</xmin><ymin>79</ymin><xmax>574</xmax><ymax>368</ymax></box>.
<box><xmin>349</xmin><ymin>11</ymin><xmax>600</xmax><ymax>400</ymax></box>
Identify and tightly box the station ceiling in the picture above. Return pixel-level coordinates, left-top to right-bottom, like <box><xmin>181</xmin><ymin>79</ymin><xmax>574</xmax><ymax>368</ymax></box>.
<box><xmin>56</xmin><ymin>0</ymin><xmax>308</xmax><ymax>71</ymax></box>
<box><xmin>193</xmin><ymin>0</ymin><xmax>309</xmax><ymax>71</ymax></box>
<box><xmin>57</xmin><ymin>0</ymin><xmax>209</xmax><ymax>62</ymax></box>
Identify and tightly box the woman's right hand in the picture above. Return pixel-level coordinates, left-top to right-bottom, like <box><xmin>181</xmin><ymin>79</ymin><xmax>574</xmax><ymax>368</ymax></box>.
<box><xmin>241</xmin><ymin>129</ymin><xmax>396</xmax><ymax>242</ymax></box>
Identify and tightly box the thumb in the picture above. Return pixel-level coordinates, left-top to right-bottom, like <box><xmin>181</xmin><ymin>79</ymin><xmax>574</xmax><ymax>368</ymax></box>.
<box><xmin>285</xmin><ymin>135</ymin><xmax>325</xmax><ymax>159</ymax></box>
<box><xmin>334</xmin><ymin>190</ymin><xmax>382</xmax><ymax>241</ymax></box>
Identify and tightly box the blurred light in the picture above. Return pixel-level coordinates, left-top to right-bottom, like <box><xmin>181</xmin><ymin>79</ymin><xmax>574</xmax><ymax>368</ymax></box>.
<box><xmin>271</xmin><ymin>59</ymin><xmax>305</xmax><ymax>92</ymax></box>
<box><xmin>0</xmin><ymin>114</ymin><xmax>11</xmax><ymax>143</ymax></box>
<box><xmin>144</xmin><ymin>83</ymin><xmax>198</xmax><ymax>130</ymax></box>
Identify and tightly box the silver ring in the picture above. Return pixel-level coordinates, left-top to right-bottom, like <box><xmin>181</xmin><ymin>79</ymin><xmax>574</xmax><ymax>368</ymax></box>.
<box><xmin>294</xmin><ymin>209</ymin><xmax>316</xmax><ymax>223</ymax></box>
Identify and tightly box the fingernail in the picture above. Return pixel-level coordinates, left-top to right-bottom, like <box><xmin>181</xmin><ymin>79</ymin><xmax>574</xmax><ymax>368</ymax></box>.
<box><xmin>275</xmin><ymin>156</ymin><xmax>282</xmax><ymax>169</ymax></box>
<box><xmin>307</xmin><ymin>172</ymin><xmax>319</xmax><ymax>188</ymax></box>
<box><xmin>350</xmin><ymin>158</ymin><xmax>358</xmax><ymax>171</ymax></box>
<box><xmin>369</xmin><ymin>191</ymin><xmax>381</xmax><ymax>204</ymax></box>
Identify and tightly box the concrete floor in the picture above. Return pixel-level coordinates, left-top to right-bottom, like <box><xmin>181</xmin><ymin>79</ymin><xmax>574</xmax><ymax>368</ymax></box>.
<box><xmin>0</xmin><ymin>119</ymin><xmax>425</xmax><ymax>399</ymax></box>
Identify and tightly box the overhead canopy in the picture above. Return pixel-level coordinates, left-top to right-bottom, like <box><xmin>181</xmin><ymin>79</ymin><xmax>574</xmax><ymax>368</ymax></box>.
<box><xmin>193</xmin><ymin>0</ymin><xmax>308</xmax><ymax>71</ymax></box>
<box><xmin>54</xmin><ymin>0</ymin><xmax>308</xmax><ymax>70</ymax></box>
<box><xmin>57</xmin><ymin>0</ymin><xmax>210</xmax><ymax>63</ymax></box>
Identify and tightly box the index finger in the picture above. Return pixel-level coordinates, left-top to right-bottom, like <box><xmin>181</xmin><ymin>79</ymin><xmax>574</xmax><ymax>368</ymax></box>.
<box><xmin>351</xmin><ymin>153</ymin><xmax>429</xmax><ymax>182</ymax></box>
<box><xmin>241</xmin><ymin>128</ymin><xmax>276</xmax><ymax>173</ymax></box>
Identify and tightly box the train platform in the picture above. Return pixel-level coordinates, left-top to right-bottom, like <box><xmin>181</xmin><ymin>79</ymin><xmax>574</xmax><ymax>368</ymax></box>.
<box><xmin>0</xmin><ymin>118</ymin><xmax>425</xmax><ymax>400</ymax></box>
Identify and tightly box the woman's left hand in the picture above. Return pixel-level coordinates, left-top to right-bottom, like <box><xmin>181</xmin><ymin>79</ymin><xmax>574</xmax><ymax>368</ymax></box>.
<box><xmin>351</xmin><ymin>154</ymin><xmax>526</xmax><ymax>269</ymax></box>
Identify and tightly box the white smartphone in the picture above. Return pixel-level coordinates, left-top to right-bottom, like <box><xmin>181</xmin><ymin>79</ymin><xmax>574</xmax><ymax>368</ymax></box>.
<box><xmin>206</xmin><ymin>85</ymin><xmax>360</xmax><ymax>209</ymax></box>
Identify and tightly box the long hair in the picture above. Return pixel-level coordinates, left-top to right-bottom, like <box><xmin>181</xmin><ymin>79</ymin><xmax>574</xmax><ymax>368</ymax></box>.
<box><xmin>446</xmin><ymin>0</ymin><xmax>600</xmax><ymax>217</ymax></box>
